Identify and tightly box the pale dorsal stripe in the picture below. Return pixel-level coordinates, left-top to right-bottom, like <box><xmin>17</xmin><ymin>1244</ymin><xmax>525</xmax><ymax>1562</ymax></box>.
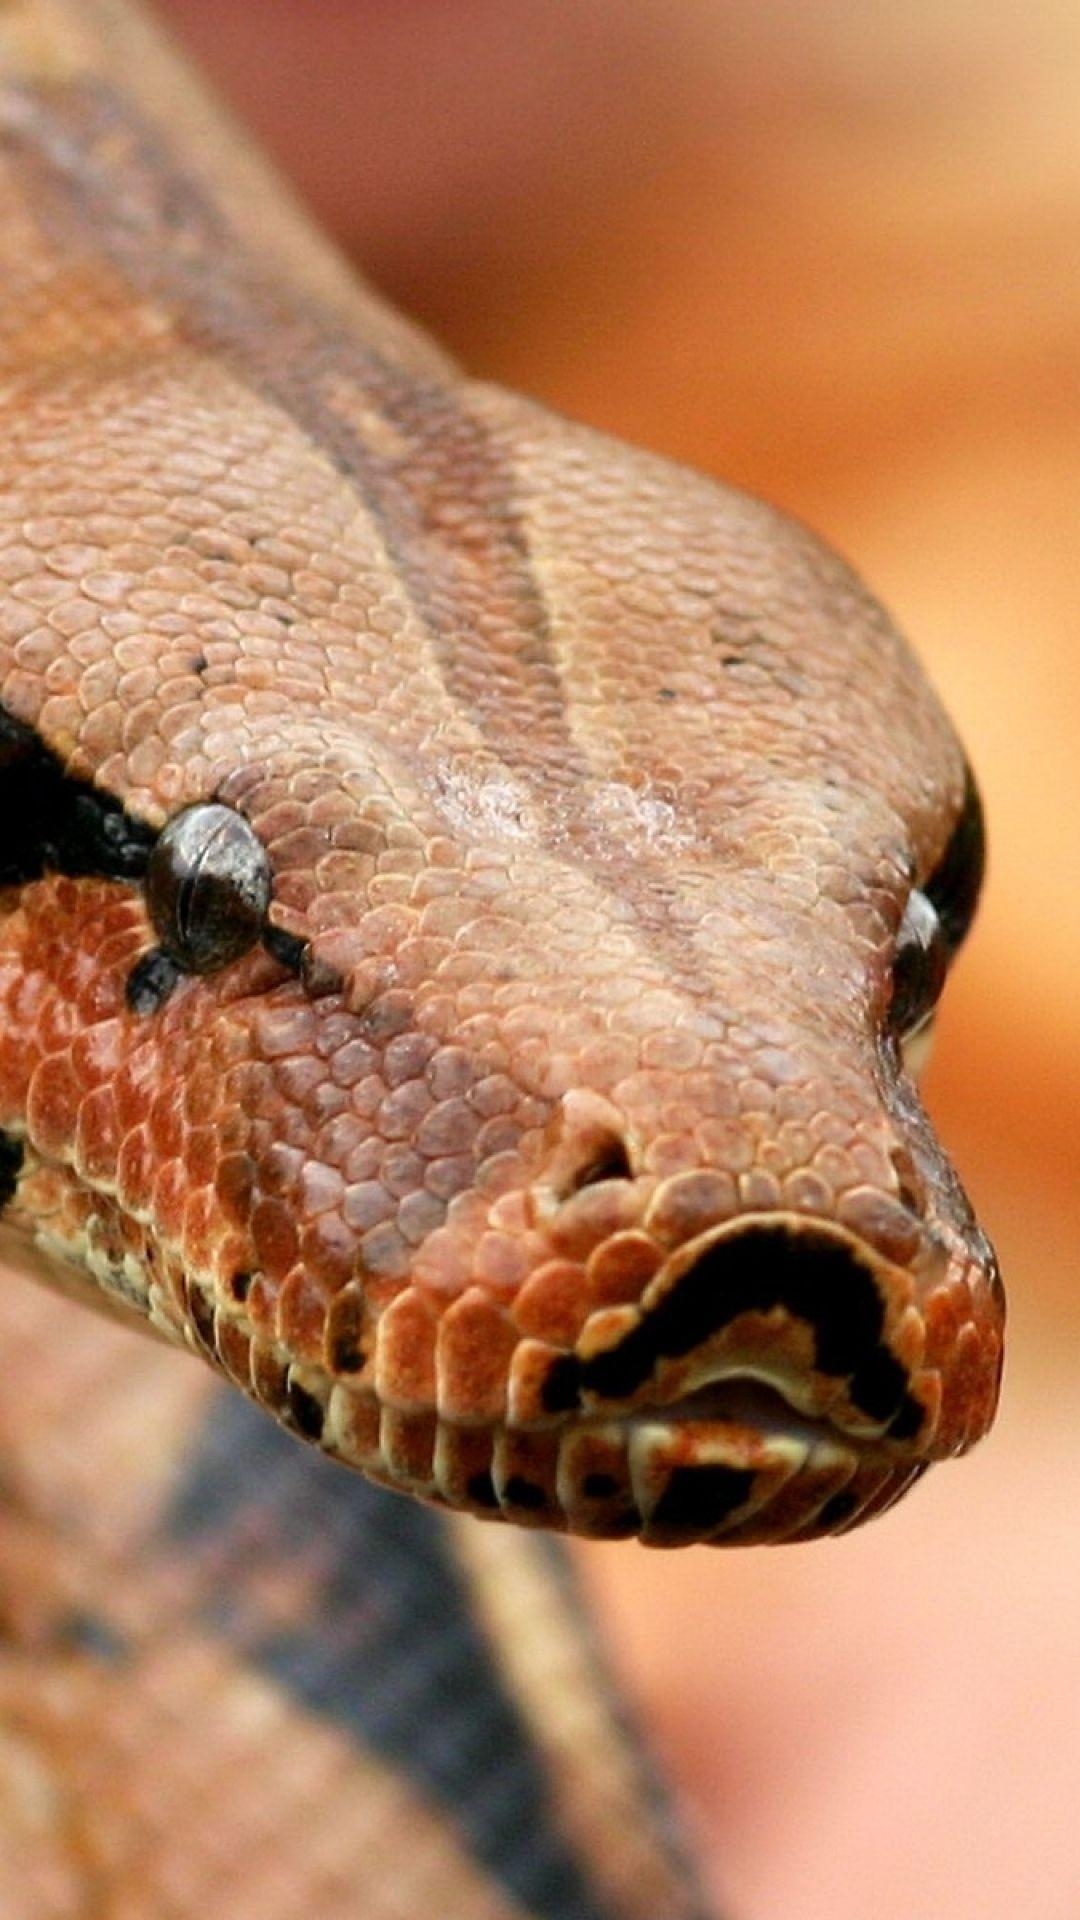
<box><xmin>449</xmin><ymin>1514</ymin><xmax>708</xmax><ymax>1920</ymax></box>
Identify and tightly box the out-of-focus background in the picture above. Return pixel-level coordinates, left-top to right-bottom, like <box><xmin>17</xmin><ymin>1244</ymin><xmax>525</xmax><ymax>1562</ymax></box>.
<box><xmin>159</xmin><ymin>6</ymin><xmax>1080</xmax><ymax>1916</ymax></box>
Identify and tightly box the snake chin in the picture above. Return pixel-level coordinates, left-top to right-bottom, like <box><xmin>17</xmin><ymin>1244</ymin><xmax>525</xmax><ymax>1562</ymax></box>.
<box><xmin>558</xmin><ymin>1373</ymin><xmax>926</xmax><ymax>1546</ymax></box>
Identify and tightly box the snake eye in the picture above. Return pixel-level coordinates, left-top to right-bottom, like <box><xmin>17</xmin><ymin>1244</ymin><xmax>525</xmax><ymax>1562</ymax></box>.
<box><xmin>924</xmin><ymin>766</ymin><xmax>985</xmax><ymax>953</ymax></box>
<box><xmin>146</xmin><ymin>803</ymin><xmax>271</xmax><ymax>974</ymax></box>
<box><xmin>890</xmin><ymin>889</ymin><xmax>949</xmax><ymax>1040</ymax></box>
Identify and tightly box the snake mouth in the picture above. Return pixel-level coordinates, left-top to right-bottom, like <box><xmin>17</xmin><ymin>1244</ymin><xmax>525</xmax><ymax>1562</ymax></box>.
<box><xmin>324</xmin><ymin>1217</ymin><xmax>941</xmax><ymax>1542</ymax></box>
<box><xmin>501</xmin><ymin>1214</ymin><xmax>940</xmax><ymax>1541</ymax></box>
<box><xmin>633</xmin><ymin>1372</ymin><xmax>852</xmax><ymax>1438</ymax></box>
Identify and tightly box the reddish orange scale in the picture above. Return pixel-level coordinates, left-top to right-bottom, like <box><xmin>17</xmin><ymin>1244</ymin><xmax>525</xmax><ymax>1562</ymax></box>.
<box><xmin>277</xmin><ymin>1269</ymin><xmax>331</xmax><ymax>1363</ymax></box>
<box><xmin>436</xmin><ymin>1291</ymin><xmax>518</xmax><ymax>1424</ymax></box>
<box><xmin>74</xmin><ymin>1084</ymin><xmax>119</xmax><ymax>1181</ymax></box>
<box><xmin>513</xmin><ymin>1260</ymin><xmax>591</xmax><ymax>1347</ymax></box>
<box><xmin>374</xmin><ymin>1287</ymin><xmax>438</xmax><ymax>1409</ymax></box>
<box><xmin>584</xmin><ymin>1232</ymin><xmax>662</xmax><ymax>1307</ymax></box>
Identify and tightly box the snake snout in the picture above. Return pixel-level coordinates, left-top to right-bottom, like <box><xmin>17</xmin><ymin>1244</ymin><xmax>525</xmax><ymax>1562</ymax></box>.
<box><xmin>543</xmin><ymin>1216</ymin><xmax>956</xmax><ymax>1543</ymax></box>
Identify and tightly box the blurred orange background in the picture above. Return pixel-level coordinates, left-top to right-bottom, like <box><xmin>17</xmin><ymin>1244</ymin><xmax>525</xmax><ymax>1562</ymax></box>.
<box><xmin>158</xmin><ymin>6</ymin><xmax>1080</xmax><ymax>1916</ymax></box>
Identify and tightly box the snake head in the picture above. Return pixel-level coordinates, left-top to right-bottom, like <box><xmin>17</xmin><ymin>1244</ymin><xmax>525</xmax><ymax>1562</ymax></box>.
<box><xmin>0</xmin><ymin>370</ymin><xmax>1003</xmax><ymax>1545</ymax></box>
<box><xmin>336</xmin><ymin>764</ymin><xmax>1001</xmax><ymax>1546</ymax></box>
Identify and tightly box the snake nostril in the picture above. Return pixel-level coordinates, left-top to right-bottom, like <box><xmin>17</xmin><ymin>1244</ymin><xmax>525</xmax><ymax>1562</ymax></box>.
<box><xmin>563</xmin><ymin>1132</ymin><xmax>633</xmax><ymax>1196</ymax></box>
<box><xmin>543</xmin><ymin>1091</ymin><xmax>637</xmax><ymax>1206</ymax></box>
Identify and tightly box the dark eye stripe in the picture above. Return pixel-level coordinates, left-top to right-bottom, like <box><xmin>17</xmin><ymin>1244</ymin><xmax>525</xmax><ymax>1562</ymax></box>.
<box><xmin>0</xmin><ymin>705</ymin><xmax>155</xmax><ymax>886</ymax></box>
<box><xmin>923</xmin><ymin>764</ymin><xmax>985</xmax><ymax>953</ymax></box>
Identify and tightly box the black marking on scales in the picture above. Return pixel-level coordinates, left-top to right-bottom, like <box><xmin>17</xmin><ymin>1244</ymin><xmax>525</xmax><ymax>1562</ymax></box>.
<box><xmin>0</xmin><ymin>705</ymin><xmax>155</xmax><ymax>887</ymax></box>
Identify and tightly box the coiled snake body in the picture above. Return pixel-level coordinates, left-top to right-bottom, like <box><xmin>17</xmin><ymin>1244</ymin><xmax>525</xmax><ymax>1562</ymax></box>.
<box><xmin>0</xmin><ymin>2</ymin><xmax>1004</xmax><ymax>1915</ymax></box>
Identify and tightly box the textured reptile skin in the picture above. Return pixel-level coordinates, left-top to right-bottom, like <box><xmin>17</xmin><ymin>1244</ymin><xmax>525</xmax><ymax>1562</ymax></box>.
<box><xmin>0</xmin><ymin>0</ymin><xmax>1002</xmax><ymax>1911</ymax></box>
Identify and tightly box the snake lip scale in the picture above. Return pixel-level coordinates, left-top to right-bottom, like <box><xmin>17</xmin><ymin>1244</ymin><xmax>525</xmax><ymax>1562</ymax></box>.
<box><xmin>0</xmin><ymin>0</ymin><xmax>1004</xmax><ymax>1554</ymax></box>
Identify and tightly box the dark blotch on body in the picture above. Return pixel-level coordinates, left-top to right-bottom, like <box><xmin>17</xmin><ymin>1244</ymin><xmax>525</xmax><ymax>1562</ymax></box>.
<box><xmin>188</xmin><ymin>1283</ymin><xmax>217</xmax><ymax>1353</ymax></box>
<box><xmin>563</xmin><ymin>1133</ymin><xmax>633</xmax><ymax>1196</ymax></box>
<box><xmin>581</xmin><ymin>1473</ymin><xmax>620</xmax><ymax>1500</ymax></box>
<box><xmin>126</xmin><ymin>947</ymin><xmax>183</xmax><ymax>1014</ymax></box>
<box><xmin>503</xmin><ymin>1476</ymin><xmax>546</xmax><ymax>1511</ymax></box>
<box><xmin>885</xmin><ymin>1391</ymin><xmax>925</xmax><ymax>1441</ymax></box>
<box><xmin>540</xmin><ymin>1353</ymin><xmax>583</xmax><ymax>1415</ymax></box>
<box><xmin>327</xmin><ymin>1292</ymin><xmax>368</xmax><ymax>1374</ymax></box>
<box><xmin>56</xmin><ymin>1609</ymin><xmax>130</xmax><ymax>1664</ymax></box>
<box><xmin>262</xmin><ymin>923</ymin><xmax>307</xmax><ymax>973</ymax></box>
<box><xmin>817</xmin><ymin>1489</ymin><xmax>859</xmax><ymax>1531</ymax></box>
<box><xmin>328</xmin><ymin>1332</ymin><xmax>365</xmax><ymax>1374</ymax></box>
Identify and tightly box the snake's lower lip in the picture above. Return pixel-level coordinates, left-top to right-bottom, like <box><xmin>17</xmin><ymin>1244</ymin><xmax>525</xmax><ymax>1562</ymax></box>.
<box><xmin>561</xmin><ymin>1376</ymin><xmax>918</xmax><ymax>1543</ymax></box>
<box><xmin>623</xmin><ymin>1409</ymin><xmax>914</xmax><ymax>1545</ymax></box>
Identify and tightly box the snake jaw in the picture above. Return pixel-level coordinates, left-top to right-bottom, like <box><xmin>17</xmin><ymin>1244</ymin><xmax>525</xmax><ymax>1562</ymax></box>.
<box><xmin>485</xmin><ymin>1202</ymin><xmax>998</xmax><ymax>1543</ymax></box>
<box><xmin>321</xmin><ymin>1185</ymin><xmax>993</xmax><ymax>1544</ymax></box>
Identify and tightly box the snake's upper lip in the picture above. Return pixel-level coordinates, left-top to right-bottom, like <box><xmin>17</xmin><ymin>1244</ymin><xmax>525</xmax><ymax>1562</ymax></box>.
<box><xmin>565</xmin><ymin>1212</ymin><xmax>932</xmax><ymax>1447</ymax></box>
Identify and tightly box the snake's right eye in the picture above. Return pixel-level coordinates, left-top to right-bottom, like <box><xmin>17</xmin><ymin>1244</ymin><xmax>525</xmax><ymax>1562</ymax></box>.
<box><xmin>924</xmin><ymin>766</ymin><xmax>985</xmax><ymax>953</ymax></box>
<box><xmin>889</xmin><ymin>889</ymin><xmax>949</xmax><ymax>1041</ymax></box>
<box><xmin>146</xmin><ymin>803</ymin><xmax>272</xmax><ymax>974</ymax></box>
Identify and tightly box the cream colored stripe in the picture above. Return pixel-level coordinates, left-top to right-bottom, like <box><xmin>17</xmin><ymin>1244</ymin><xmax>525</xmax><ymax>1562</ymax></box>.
<box><xmin>448</xmin><ymin>1516</ymin><xmax>704</xmax><ymax>1920</ymax></box>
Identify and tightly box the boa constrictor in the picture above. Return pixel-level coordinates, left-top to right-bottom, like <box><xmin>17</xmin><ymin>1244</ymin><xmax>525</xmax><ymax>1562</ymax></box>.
<box><xmin>0</xmin><ymin>2</ymin><xmax>1003</xmax><ymax>1915</ymax></box>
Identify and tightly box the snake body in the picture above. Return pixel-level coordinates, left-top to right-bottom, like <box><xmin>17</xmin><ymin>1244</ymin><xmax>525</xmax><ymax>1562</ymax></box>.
<box><xmin>0</xmin><ymin>0</ymin><xmax>1003</xmax><ymax>1911</ymax></box>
